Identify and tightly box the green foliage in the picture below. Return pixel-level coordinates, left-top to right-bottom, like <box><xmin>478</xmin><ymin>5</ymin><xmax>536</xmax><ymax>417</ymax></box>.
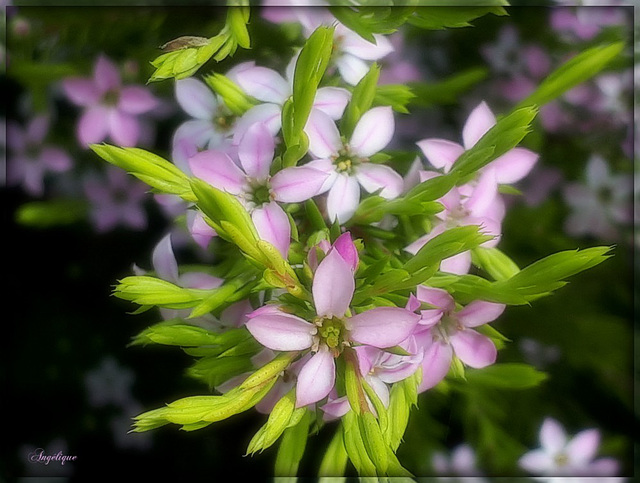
<box><xmin>408</xmin><ymin>6</ymin><xmax>508</xmax><ymax>30</ymax></box>
<box><xmin>462</xmin><ymin>363</ymin><xmax>548</xmax><ymax>390</ymax></box>
<box><xmin>203</xmin><ymin>72</ymin><xmax>257</xmax><ymax>115</ymax></box>
<box><xmin>408</xmin><ymin>67</ymin><xmax>489</xmax><ymax>107</ymax></box>
<box><xmin>15</xmin><ymin>199</ymin><xmax>88</xmax><ymax>228</ymax></box>
<box><xmin>341</xmin><ymin>63</ymin><xmax>381</xmax><ymax>138</ymax></box>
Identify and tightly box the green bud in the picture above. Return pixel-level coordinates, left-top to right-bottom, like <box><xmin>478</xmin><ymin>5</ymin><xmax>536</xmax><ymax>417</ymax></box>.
<box><xmin>114</xmin><ymin>276</ymin><xmax>206</xmax><ymax>309</ymax></box>
<box><xmin>472</xmin><ymin>247</ymin><xmax>521</xmax><ymax>281</ymax></box>
<box><xmin>240</xmin><ymin>352</ymin><xmax>296</xmax><ymax>390</ymax></box>
<box><xmin>204</xmin><ymin>72</ymin><xmax>255</xmax><ymax>115</ymax></box>
<box><xmin>359</xmin><ymin>412</ymin><xmax>389</xmax><ymax>475</ymax></box>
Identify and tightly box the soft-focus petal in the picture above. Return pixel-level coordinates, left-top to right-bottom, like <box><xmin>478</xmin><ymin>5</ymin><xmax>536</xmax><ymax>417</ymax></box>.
<box><xmin>416</xmin><ymin>138</ymin><xmax>464</xmax><ymax>172</ymax></box>
<box><xmin>539</xmin><ymin>417</ymin><xmax>568</xmax><ymax>454</ymax></box>
<box><xmin>304</xmin><ymin>108</ymin><xmax>342</xmax><ymax>159</ymax></box>
<box><xmin>418</xmin><ymin>339</ymin><xmax>453</xmax><ymax>392</ymax></box>
<box><xmin>109</xmin><ymin>110</ymin><xmax>140</xmax><ymax>147</ymax></box>
<box><xmin>296</xmin><ymin>347</ymin><xmax>336</xmax><ymax>408</ymax></box>
<box><xmin>449</xmin><ymin>330</ymin><xmax>497</xmax><ymax>368</ymax></box>
<box><xmin>179</xmin><ymin>272</ymin><xmax>224</xmax><ymax>290</ymax></box>
<box><xmin>439</xmin><ymin>251</ymin><xmax>472</xmax><ymax>275</ymax></box>
<box><xmin>246</xmin><ymin>310</ymin><xmax>315</xmax><ymax>351</ymax></box>
<box><xmin>175</xmin><ymin>78</ymin><xmax>218</xmax><ymax>119</ymax></box>
<box><xmin>233</xmin><ymin>65</ymin><xmax>290</xmax><ymax>104</ymax></box>
<box><xmin>332</xmin><ymin>232</ymin><xmax>359</xmax><ymax>272</ymax></box>
<box><xmin>416</xmin><ymin>286</ymin><xmax>455</xmax><ymax>311</ymax></box>
<box><xmin>62</xmin><ymin>78</ymin><xmax>101</xmax><ymax>106</ymax></box>
<box><xmin>312</xmin><ymin>248</ymin><xmax>354</xmax><ymax>318</ymax></box>
<box><xmin>77</xmin><ymin>106</ymin><xmax>110</xmax><ymax>146</ymax></box>
<box><xmin>456</xmin><ymin>300</ymin><xmax>506</xmax><ymax>328</ymax></box>
<box><xmin>118</xmin><ymin>86</ymin><xmax>159</xmax><ymax>115</ymax></box>
<box><xmin>462</xmin><ymin>101</ymin><xmax>496</xmax><ymax>150</ymax></box>
<box><xmin>321</xmin><ymin>395</ymin><xmax>351</xmax><ymax>420</ymax></box>
<box><xmin>187</xmin><ymin>210</ymin><xmax>217</xmax><ymax>250</ymax></box>
<box><xmin>312</xmin><ymin>87</ymin><xmax>351</xmax><ymax>120</ymax></box>
<box><xmin>238</xmin><ymin>122</ymin><xmax>275</xmax><ymax>180</ymax></box>
<box><xmin>565</xmin><ymin>429</ymin><xmax>600</xmax><ymax>465</ymax></box>
<box><xmin>349</xmin><ymin>307</ymin><xmax>420</xmax><ymax>348</ymax></box>
<box><xmin>349</xmin><ymin>106</ymin><xmax>395</xmax><ymax>158</ymax></box>
<box><xmin>232</xmin><ymin>103</ymin><xmax>282</xmax><ymax>144</ymax></box>
<box><xmin>518</xmin><ymin>449</ymin><xmax>555</xmax><ymax>474</ymax></box>
<box><xmin>251</xmin><ymin>202</ymin><xmax>291</xmax><ymax>259</ymax></box>
<box><xmin>335</xmin><ymin>54</ymin><xmax>370</xmax><ymax>86</ymax></box>
<box><xmin>40</xmin><ymin>147</ymin><xmax>72</xmax><ymax>172</ymax></box>
<box><xmin>340</xmin><ymin>32</ymin><xmax>394</xmax><ymax>61</ymax></box>
<box><xmin>26</xmin><ymin>116</ymin><xmax>50</xmax><ymax>145</ymax></box>
<box><xmin>488</xmin><ymin>147</ymin><xmax>539</xmax><ymax>184</ymax></box>
<box><xmin>354</xmin><ymin>163</ymin><xmax>403</xmax><ymax>199</ymax></box>
<box><xmin>464</xmin><ymin>170</ymin><xmax>498</xmax><ymax>218</ymax></box>
<box><xmin>152</xmin><ymin>234</ymin><xmax>179</xmax><ymax>283</ymax></box>
<box><xmin>271</xmin><ymin>166</ymin><xmax>330</xmax><ymax>203</ymax></box>
<box><xmin>326</xmin><ymin>174</ymin><xmax>360</xmax><ymax>224</ymax></box>
<box><xmin>189</xmin><ymin>150</ymin><xmax>246</xmax><ymax>195</ymax></box>
<box><xmin>93</xmin><ymin>55</ymin><xmax>121</xmax><ymax>93</ymax></box>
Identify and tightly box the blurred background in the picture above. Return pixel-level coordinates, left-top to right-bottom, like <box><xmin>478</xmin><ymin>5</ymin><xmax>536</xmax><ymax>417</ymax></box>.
<box><xmin>2</xmin><ymin>3</ymin><xmax>636</xmax><ymax>482</ymax></box>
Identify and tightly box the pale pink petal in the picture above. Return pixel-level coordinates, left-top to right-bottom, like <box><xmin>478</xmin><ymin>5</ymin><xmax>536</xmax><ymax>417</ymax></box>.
<box><xmin>464</xmin><ymin>170</ymin><xmax>498</xmax><ymax>217</ymax></box>
<box><xmin>271</xmin><ymin>166</ymin><xmax>330</xmax><ymax>203</ymax></box>
<box><xmin>418</xmin><ymin>339</ymin><xmax>453</xmax><ymax>392</ymax></box>
<box><xmin>304</xmin><ymin>108</ymin><xmax>342</xmax><ymax>159</ymax></box>
<box><xmin>488</xmin><ymin>147</ymin><xmax>539</xmax><ymax>184</ymax></box>
<box><xmin>565</xmin><ymin>429</ymin><xmax>600</xmax><ymax>465</ymax></box>
<box><xmin>449</xmin><ymin>330</ymin><xmax>497</xmax><ymax>368</ymax></box>
<box><xmin>350</xmin><ymin>106</ymin><xmax>395</xmax><ymax>158</ymax></box>
<box><xmin>462</xmin><ymin>101</ymin><xmax>496</xmax><ymax>150</ymax></box>
<box><xmin>93</xmin><ymin>55</ymin><xmax>121</xmax><ymax>94</ymax></box>
<box><xmin>152</xmin><ymin>234</ymin><xmax>179</xmax><ymax>283</ymax></box>
<box><xmin>220</xmin><ymin>299</ymin><xmax>253</xmax><ymax>328</ymax></box>
<box><xmin>587</xmin><ymin>457</ymin><xmax>620</xmax><ymax>476</ymax></box>
<box><xmin>77</xmin><ymin>106</ymin><xmax>110</xmax><ymax>146</ymax></box>
<box><xmin>118</xmin><ymin>86</ymin><xmax>159</xmax><ymax>115</ymax></box>
<box><xmin>335</xmin><ymin>54</ymin><xmax>369</xmax><ymax>86</ymax></box>
<box><xmin>179</xmin><ymin>272</ymin><xmax>224</xmax><ymax>290</ymax></box>
<box><xmin>188</xmin><ymin>150</ymin><xmax>246</xmax><ymax>195</ymax></box>
<box><xmin>326</xmin><ymin>174</ymin><xmax>360</xmax><ymax>224</ymax></box>
<box><xmin>321</xmin><ymin>395</ymin><xmax>351</xmax><ymax>420</ymax></box>
<box><xmin>349</xmin><ymin>307</ymin><xmax>420</xmax><ymax>348</ymax></box>
<box><xmin>252</xmin><ymin>201</ymin><xmax>291</xmax><ymax>259</ymax></box>
<box><xmin>312</xmin><ymin>87</ymin><xmax>351</xmax><ymax>119</ymax></box>
<box><xmin>40</xmin><ymin>147</ymin><xmax>72</xmax><ymax>172</ymax></box>
<box><xmin>62</xmin><ymin>78</ymin><xmax>101</xmax><ymax>106</ymax></box>
<box><xmin>406</xmin><ymin>293</ymin><xmax>421</xmax><ymax>312</ymax></box>
<box><xmin>539</xmin><ymin>418</ymin><xmax>567</xmax><ymax>454</ymax></box>
<box><xmin>420</xmin><ymin>309</ymin><xmax>445</xmax><ymax>328</ymax></box>
<box><xmin>338</xmin><ymin>28</ymin><xmax>394</xmax><ymax>61</ymax></box>
<box><xmin>332</xmin><ymin>232</ymin><xmax>359</xmax><ymax>271</ymax></box>
<box><xmin>187</xmin><ymin>210</ymin><xmax>217</xmax><ymax>250</ymax></box>
<box><xmin>416</xmin><ymin>138</ymin><xmax>464</xmax><ymax>172</ymax></box>
<box><xmin>232</xmin><ymin>103</ymin><xmax>282</xmax><ymax>144</ymax></box>
<box><xmin>6</xmin><ymin>122</ymin><xmax>26</xmax><ymax>152</ymax></box>
<box><xmin>518</xmin><ymin>449</ymin><xmax>555</xmax><ymax>474</ymax></box>
<box><xmin>439</xmin><ymin>251</ymin><xmax>472</xmax><ymax>275</ymax></box>
<box><xmin>451</xmin><ymin>444</ymin><xmax>477</xmax><ymax>474</ymax></box>
<box><xmin>296</xmin><ymin>347</ymin><xmax>336</xmax><ymax>408</ymax></box>
<box><xmin>365</xmin><ymin>375</ymin><xmax>390</xmax><ymax>408</ymax></box>
<box><xmin>354</xmin><ymin>163</ymin><xmax>403</xmax><ymax>199</ymax></box>
<box><xmin>246</xmin><ymin>311</ymin><xmax>315</xmax><ymax>351</ymax></box>
<box><xmin>312</xmin><ymin>248</ymin><xmax>354</xmax><ymax>318</ymax></box>
<box><xmin>304</xmin><ymin>158</ymin><xmax>338</xmax><ymax>193</ymax></box>
<box><xmin>456</xmin><ymin>301</ymin><xmax>506</xmax><ymax>328</ymax></box>
<box><xmin>233</xmin><ymin>65</ymin><xmax>290</xmax><ymax>104</ymax></box>
<box><xmin>174</xmin><ymin>78</ymin><xmax>218</xmax><ymax>120</ymax></box>
<box><xmin>21</xmin><ymin>163</ymin><xmax>45</xmax><ymax>196</ymax></box>
<box><xmin>416</xmin><ymin>286</ymin><xmax>455</xmax><ymax>311</ymax></box>
<box><xmin>26</xmin><ymin>115</ymin><xmax>50</xmax><ymax>144</ymax></box>
<box><xmin>238</xmin><ymin>122</ymin><xmax>275</xmax><ymax>180</ymax></box>
<box><xmin>404</xmin><ymin>234</ymin><xmax>429</xmax><ymax>256</ymax></box>
<box><xmin>108</xmin><ymin>110</ymin><xmax>140</xmax><ymax>147</ymax></box>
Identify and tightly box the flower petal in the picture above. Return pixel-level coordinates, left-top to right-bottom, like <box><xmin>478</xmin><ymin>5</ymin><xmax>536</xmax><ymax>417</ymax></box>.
<box><xmin>152</xmin><ymin>234</ymin><xmax>179</xmax><ymax>283</ymax></box>
<box><xmin>251</xmin><ymin>202</ymin><xmax>291</xmax><ymax>259</ymax></box>
<box><xmin>354</xmin><ymin>163</ymin><xmax>403</xmax><ymax>199</ymax></box>
<box><xmin>518</xmin><ymin>449</ymin><xmax>555</xmax><ymax>474</ymax></box>
<box><xmin>332</xmin><ymin>232</ymin><xmax>359</xmax><ymax>271</ymax></box>
<box><xmin>349</xmin><ymin>307</ymin><xmax>420</xmax><ymax>348</ymax></box>
<box><xmin>175</xmin><ymin>78</ymin><xmax>218</xmax><ymax>120</ymax></box>
<box><xmin>539</xmin><ymin>417</ymin><xmax>567</xmax><ymax>454</ymax></box>
<box><xmin>416</xmin><ymin>138</ymin><xmax>464</xmax><ymax>173</ymax></box>
<box><xmin>350</xmin><ymin>106</ymin><xmax>395</xmax><ymax>158</ymax></box>
<box><xmin>313</xmin><ymin>87</ymin><xmax>351</xmax><ymax>120</ymax></box>
<box><xmin>187</xmin><ymin>210</ymin><xmax>217</xmax><ymax>250</ymax></box>
<box><xmin>62</xmin><ymin>78</ymin><xmax>101</xmax><ymax>107</ymax></box>
<box><xmin>439</xmin><ymin>251</ymin><xmax>472</xmax><ymax>275</ymax></box>
<box><xmin>232</xmin><ymin>103</ymin><xmax>282</xmax><ymax>144</ymax></box>
<box><xmin>326</xmin><ymin>174</ymin><xmax>360</xmax><ymax>224</ymax></box>
<box><xmin>340</xmin><ymin>30</ymin><xmax>394</xmax><ymax>61</ymax></box>
<box><xmin>77</xmin><ymin>106</ymin><xmax>110</xmax><ymax>146</ymax></box>
<box><xmin>189</xmin><ymin>150</ymin><xmax>246</xmax><ymax>195</ymax></box>
<box><xmin>449</xmin><ymin>330</ymin><xmax>497</xmax><ymax>368</ymax></box>
<box><xmin>464</xmin><ymin>169</ymin><xmax>498</xmax><ymax>218</ymax></box>
<box><xmin>462</xmin><ymin>101</ymin><xmax>496</xmax><ymax>150</ymax></box>
<box><xmin>335</xmin><ymin>54</ymin><xmax>370</xmax><ymax>86</ymax></box>
<box><xmin>232</xmin><ymin>65</ymin><xmax>290</xmax><ymax>104</ymax></box>
<box><xmin>456</xmin><ymin>301</ymin><xmax>506</xmax><ymax>328</ymax></box>
<box><xmin>179</xmin><ymin>272</ymin><xmax>224</xmax><ymax>290</ymax></box>
<box><xmin>271</xmin><ymin>166</ymin><xmax>330</xmax><ymax>203</ymax></box>
<box><xmin>312</xmin><ymin>248</ymin><xmax>354</xmax><ymax>318</ymax></box>
<box><xmin>238</xmin><ymin>122</ymin><xmax>275</xmax><ymax>180</ymax></box>
<box><xmin>246</xmin><ymin>310</ymin><xmax>315</xmax><ymax>351</ymax></box>
<box><xmin>118</xmin><ymin>86</ymin><xmax>159</xmax><ymax>115</ymax></box>
<box><xmin>109</xmin><ymin>110</ymin><xmax>140</xmax><ymax>147</ymax></box>
<box><xmin>418</xmin><ymin>338</ymin><xmax>453</xmax><ymax>392</ymax></box>
<box><xmin>565</xmin><ymin>429</ymin><xmax>600</xmax><ymax>465</ymax></box>
<box><xmin>93</xmin><ymin>55</ymin><xmax>121</xmax><ymax>94</ymax></box>
<box><xmin>304</xmin><ymin>108</ymin><xmax>342</xmax><ymax>159</ymax></box>
<box><xmin>416</xmin><ymin>286</ymin><xmax>455</xmax><ymax>311</ymax></box>
<box><xmin>296</xmin><ymin>347</ymin><xmax>336</xmax><ymax>408</ymax></box>
<box><xmin>40</xmin><ymin>147</ymin><xmax>72</xmax><ymax>172</ymax></box>
<box><xmin>488</xmin><ymin>147</ymin><xmax>539</xmax><ymax>184</ymax></box>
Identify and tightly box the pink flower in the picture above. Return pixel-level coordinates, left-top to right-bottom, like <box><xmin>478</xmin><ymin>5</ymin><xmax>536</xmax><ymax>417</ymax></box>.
<box><xmin>303</xmin><ymin>106</ymin><xmax>404</xmax><ymax>223</ymax></box>
<box><xmin>519</xmin><ymin>417</ymin><xmax>620</xmax><ymax>477</ymax></box>
<box><xmin>189</xmin><ymin>122</ymin><xmax>330</xmax><ymax>258</ymax></box>
<box><xmin>409</xmin><ymin>286</ymin><xmax>505</xmax><ymax>393</ymax></box>
<box><xmin>431</xmin><ymin>444</ymin><xmax>485</xmax><ymax>478</ymax></box>
<box><xmin>83</xmin><ymin>166</ymin><xmax>149</xmax><ymax>232</ymax></box>
<box><xmin>245</xmin><ymin>240</ymin><xmax>420</xmax><ymax>408</ymax></box>
<box><xmin>227</xmin><ymin>55</ymin><xmax>350</xmax><ymax>143</ymax></box>
<box><xmin>6</xmin><ymin>115</ymin><xmax>72</xmax><ymax>196</ymax></box>
<box><xmin>62</xmin><ymin>55</ymin><xmax>158</xmax><ymax>147</ymax></box>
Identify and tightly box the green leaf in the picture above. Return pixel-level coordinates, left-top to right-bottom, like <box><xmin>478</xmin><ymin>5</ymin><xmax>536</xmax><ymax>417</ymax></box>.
<box><xmin>374</xmin><ymin>83</ymin><xmax>416</xmax><ymax>114</ymax></box>
<box><xmin>409</xmin><ymin>6</ymin><xmax>507</xmax><ymax>30</ymax></box>
<box><xmin>275</xmin><ymin>410</ymin><xmax>312</xmax><ymax>477</ymax></box>
<box><xmin>408</xmin><ymin>67</ymin><xmax>488</xmax><ymax>107</ymax></box>
<box><xmin>329</xmin><ymin>6</ymin><xmax>415</xmax><ymax>43</ymax></box>
<box><xmin>471</xmin><ymin>247</ymin><xmax>521</xmax><ymax>281</ymax></box>
<box><xmin>318</xmin><ymin>426</ymin><xmax>349</xmax><ymax>477</ymax></box>
<box><xmin>463</xmin><ymin>363</ymin><xmax>548</xmax><ymax>390</ymax></box>
<box><xmin>514</xmin><ymin>42</ymin><xmax>625</xmax><ymax>110</ymax></box>
<box><xmin>342</xmin><ymin>63</ymin><xmax>381</xmax><ymax>137</ymax></box>
<box><xmin>15</xmin><ymin>199</ymin><xmax>88</xmax><ymax>228</ymax></box>
<box><xmin>188</xmin><ymin>355</ymin><xmax>254</xmax><ymax>389</ymax></box>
